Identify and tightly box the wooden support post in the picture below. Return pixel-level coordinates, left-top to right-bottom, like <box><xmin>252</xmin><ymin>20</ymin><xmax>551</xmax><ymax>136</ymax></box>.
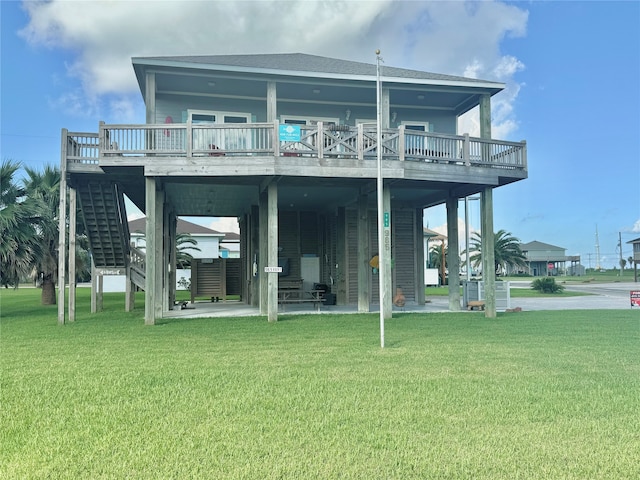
<box><xmin>479</xmin><ymin>93</ymin><xmax>496</xmax><ymax>318</ymax></box>
<box><xmin>145</xmin><ymin>177</ymin><xmax>157</xmax><ymax>325</ymax></box>
<box><xmin>250</xmin><ymin>205</ymin><xmax>260</xmax><ymax>306</ymax></box>
<box><xmin>481</xmin><ymin>187</ymin><xmax>496</xmax><ymax>318</ymax></box>
<box><xmin>336</xmin><ymin>207</ymin><xmax>346</xmax><ymax>305</ymax></box>
<box><xmin>154</xmin><ymin>188</ymin><xmax>164</xmax><ymax>320</ymax></box>
<box><xmin>259</xmin><ymin>191</ymin><xmax>268</xmax><ymax>314</ymax></box>
<box><xmin>125</xmin><ymin>265</ymin><xmax>134</xmax><ymax>312</ymax></box>
<box><xmin>267</xmin><ymin>181</ymin><xmax>278</xmax><ymax>322</ymax></box>
<box><xmin>57</xmin><ymin>129</ymin><xmax>68</xmax><ymax>325</ymax></box>
<box><xmin>169</xmin><ymin>213</ymin><xmax>177</xmax><ymax>310</ymax></box>
<box><xmin>382</xmin><ymin>186</ymin><xmax>392</xmax><ymax>320</ymax></box>
<box><xmin>446</xmin><ymin>196</ymin><xmax>461</xmax><ymax>311</ymax></box>
<box><xmin>415</xmin><ymin>208</ymin><xmax>426</xmax><ymax>305</ymax></box>
<box><xmin>357</xmin><ymin>194</ymin><xmax>370</xmax><ymax>312</ymax></box>
<box><xmin>91</xmin><ymin>258</ymin><xmax>97</xmax><ymax>313</ymax></box>
<box><xmin>97</xmin><ymin>274</ymin><xmax>103</xmax><ymax>312</ymax></box>
<box><xmin>267</xmin><ymin>81</ymin><xmax>277</xmax><ymax>121</ymax></box>
<box><xmin>68</xmin><ymin>187</ymin><xmax>77</xmax><ymax>321</ymax></box>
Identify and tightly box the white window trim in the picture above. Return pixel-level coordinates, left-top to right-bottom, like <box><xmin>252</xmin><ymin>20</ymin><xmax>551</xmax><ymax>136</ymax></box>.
<box><xmin>280</xmin><ymin>115</ymin><xmax>339</xmax><ymax>126</ymax></box>
<box><xmin>401</xmin><ymin>121</ymin><xmax>430</xmax><ymax>131</ymax></box>
<box><xmin>187</xmin><ymin>109</ymin><xmax>251</xmax><ymax>123</ymax></box>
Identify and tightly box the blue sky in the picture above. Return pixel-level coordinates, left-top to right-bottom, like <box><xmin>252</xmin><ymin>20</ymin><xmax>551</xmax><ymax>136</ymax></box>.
<box><xmin>2</xmin><ymin>0</ymin><xmax>638</xmax><ymax>268</ymax></box>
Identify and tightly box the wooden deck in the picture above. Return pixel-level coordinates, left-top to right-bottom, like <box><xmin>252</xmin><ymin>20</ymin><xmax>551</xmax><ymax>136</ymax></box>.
<box><xmin>63</xmin><ymin>122</ymin><xmax>527</xmax><ymax>178</ymax></box>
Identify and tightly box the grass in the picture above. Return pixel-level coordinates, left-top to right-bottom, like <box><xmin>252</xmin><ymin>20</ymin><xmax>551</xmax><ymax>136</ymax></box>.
<box><xmin>2</xmin><ymin>288</ymin><xmax>639</xmax><ymax>479</ymax></box>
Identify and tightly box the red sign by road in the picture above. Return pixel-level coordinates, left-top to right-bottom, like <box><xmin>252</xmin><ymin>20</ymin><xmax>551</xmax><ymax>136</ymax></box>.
<box><xmin>631</xmin><ymin>291</ymin><xmax>640</xmax><ymax>308</ymax></box>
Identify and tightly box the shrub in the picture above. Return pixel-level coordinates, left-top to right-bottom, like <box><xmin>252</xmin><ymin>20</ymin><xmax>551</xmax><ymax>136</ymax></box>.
<box><xmin>531</xmin><ymin>277</ymin><xmax>565</xmax><ymax>294</ymax></box>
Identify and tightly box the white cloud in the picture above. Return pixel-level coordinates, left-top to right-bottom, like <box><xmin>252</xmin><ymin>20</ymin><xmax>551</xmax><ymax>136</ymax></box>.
<box><xmin>19</xmin><ymin>0</ymin><xmax>528</xmax><ymax>132</ymax></box>
<box><xmin>207</xmin><ymin>217</ymin><xmax>240</xmax><ymax>234</ymax></box>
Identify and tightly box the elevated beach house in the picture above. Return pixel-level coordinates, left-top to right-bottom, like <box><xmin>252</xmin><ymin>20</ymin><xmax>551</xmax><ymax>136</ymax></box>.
<box><xmin>58</xmin><ymin>53</ymin><xmax>527</xmax><ymax>324</ymax></box>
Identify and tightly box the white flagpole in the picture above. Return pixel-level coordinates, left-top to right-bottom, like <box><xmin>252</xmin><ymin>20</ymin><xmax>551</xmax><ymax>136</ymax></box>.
<box><xmin>376</xmin><ymin>49</ymin><xmax>385</xmax><ymax>349</ymax></box>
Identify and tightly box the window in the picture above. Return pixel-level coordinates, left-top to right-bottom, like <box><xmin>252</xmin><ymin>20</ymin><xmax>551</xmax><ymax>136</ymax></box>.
<box><xmin>402</xmin><ymin>121</ymin><xmax>431</xmax><ymax>153</ymax></box>
<box><xmin>187</xmin><ymin>110</ymin><xmax>251</xmax><ymax>152</ymax></box>
<box><xmin>280</xmin><ymin>116</ymin><xmax>339</xmax><ymax>127</ymax></box>
<box><xmin>187</xmin><ymin>110</ymin><xmax>250</xmax><ymax>124</ymax></box>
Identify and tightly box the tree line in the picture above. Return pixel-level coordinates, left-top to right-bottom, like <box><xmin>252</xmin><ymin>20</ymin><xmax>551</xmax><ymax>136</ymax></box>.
<box><xmin>1</xmin><ymin>160</ymin><xmax>90</xmax><ymax>304</ymax></box>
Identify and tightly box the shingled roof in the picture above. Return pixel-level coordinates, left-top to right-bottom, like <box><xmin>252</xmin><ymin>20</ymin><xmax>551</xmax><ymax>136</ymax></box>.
<box><xmin>133</xmin><ymin>53</ymin><xmax>500</xmax><ymax>86</ymax></box>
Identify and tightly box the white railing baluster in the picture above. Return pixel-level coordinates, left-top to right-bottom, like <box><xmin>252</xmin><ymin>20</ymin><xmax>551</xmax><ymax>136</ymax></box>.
<box><xmin>65</xmin><ymin>122</ymin><xmax>525</xmax><ymax>172</ymax></box>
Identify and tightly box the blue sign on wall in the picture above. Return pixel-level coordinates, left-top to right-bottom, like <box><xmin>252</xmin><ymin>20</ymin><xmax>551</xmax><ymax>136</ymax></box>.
<box><xmin>279</xmin><ymin>124</ymin><xmax>301</xmax><ymax>142</ymax></box>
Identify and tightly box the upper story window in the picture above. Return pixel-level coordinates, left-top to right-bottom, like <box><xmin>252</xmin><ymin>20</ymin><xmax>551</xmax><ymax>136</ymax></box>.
<box><xmin>281</xmin><ymin>115</ymin><xmax>339</xmax><ymax>127</ymax></box>
<box><xmin>401</xmin><ymin>121</ymin><xmax>431</xmax><ymax>132</ymax></box>
<box><xmin>188</xmin><ymin>109</ymin><xmax>250</xmax><ymax>124</ymax></box>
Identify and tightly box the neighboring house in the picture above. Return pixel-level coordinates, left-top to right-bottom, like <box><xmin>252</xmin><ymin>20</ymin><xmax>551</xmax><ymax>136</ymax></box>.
<box><xmin>220</xmin><ymin>231</ymin><xmax>240</xmax><ymax>259</ymax></box>
<box><xmin>102</xmin><ymin>218</ymin><xmax>228</xmax><ymax>292</ymax></box>
<box><xmin>128</xmin><ymin>217</ymin><xmax>225</xmax><ymax>260</ymax></box>
<box><xmin>519</xmin><ymin>240</ymin><xmax>583</xmax><ymax>276</ymax></box>
<box><xmin>628</xmin><ymin>237</ymin><xmax>640</xmax><ymax>263</ymax></box>
<box><xmin>58</xmin><ymin>53</ymin><xmax>528</xmax><ymax>323</ymax></box>
<box><xmin>627</xmin><ymin>237</ymin><xmax>640</xmax><ymax>281</ymax></box>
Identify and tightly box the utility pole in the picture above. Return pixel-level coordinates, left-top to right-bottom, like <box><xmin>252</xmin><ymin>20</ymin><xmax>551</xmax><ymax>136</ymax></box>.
<box><xmin>595</xmin><ymin>225</ymin><xmax>601</xmax><ymax>271</ymax></box>
<box><xmin>619</xmin><ymin>232</ymin><xmax>623</xmax><ymax>276</ymax></box>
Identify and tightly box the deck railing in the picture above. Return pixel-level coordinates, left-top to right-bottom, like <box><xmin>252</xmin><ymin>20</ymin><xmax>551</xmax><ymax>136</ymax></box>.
<box><xmin>66</xmin><ymin>121</ymin><xmax>526</xmax><ymax>171</ymax></box>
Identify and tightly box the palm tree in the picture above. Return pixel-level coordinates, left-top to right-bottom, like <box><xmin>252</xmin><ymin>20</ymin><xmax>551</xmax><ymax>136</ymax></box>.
<box><xmin>466</xmin><ymin>229</ymin><xmax>527</xmax><ymax>275</ymax></box>
<box><xmin>0</xmin><ymin>160</ymin><xmax>38</xmax><ymax>287</ymax></box>
<box><xmin>22</xmin><ymin>165</ymin><xmax>61</xmax><ymax>304</ymax></box>
<box><xmin>175</xmin><ymin>232</ymin><xmax>200</xmax><ymax>268</ymax></box>
<box><xmin>429</xmin><ymin>242</ymin><xmax>447</xmax><ymax>284</ymax></box>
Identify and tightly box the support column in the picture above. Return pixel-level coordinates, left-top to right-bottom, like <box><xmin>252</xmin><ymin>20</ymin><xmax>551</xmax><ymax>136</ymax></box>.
<box><xmin>145</xmin><ymin>178</ymin><xmax>158</xmax><ymax>325</ymax></box>
<box><xmin>336</xmin><ymin>207</ymin><xmax>347</xmax><ymax>305</ymax></box>
<box><xmin>154</xmin><ymin>187</ymin><xmax>164</xmax><ymax>320</ymax></box>
<box><xmin>267</xmin><ymin>182</ymin><xmax>278</xmax><ymax>322</ymax></box>
<box><xmin>381</xmin><ymin>186</ymin><xmax>392</xmax><ymax>319</ymax></box>
<box><xmin>125</xmin><ymin>264</ymin><xmax>134</xmax><ymax>312</ymax></box>
<box><xmin>68</xmin><ymin>187</ymin><xmax>77</xmax><ymax>322</ymax></box>
<box><xmin>250</xmin><ymin>205</ymin><xmax>260</xmax><ymax>306</ymax></box>
<box><xmin>357</xmin><ymin>194</ymin><xmax>370</xmax><ymax>312</ymax></box>
<box><xmin>57</xmin><ymin>130</ymin><xmax>68</xmax><ymax>325</ymax></box>
<box><xmin>169</xmin><ymin>212</ymin><xmax>177</xmax><ymax>310</ymax></box>
<box><xmin>415</xmin><ymin>208</ymin><xmax>426</xmax><ymax>305</ymax></box>
<box><xmin>479</xmin><ymin>94</ymin><xmax>492</xmax><ymax>140</ymax></box>
<box><xmin>145</xmin><ymin>72</ymin><xmax>156</xmax><ymax>123</ymax></box>
<box><xmin>259</xmin><ymin>192</ymin><xmax>268</xmax><ymax>314</ymax></box>
<box><xmin>446</xmin><ymin>196</ymin><xmax>461</xmax><ymax>311</ymax></box>
<box><xmin>91</xmin><ymin>259</ymin><xmax>97</xmax><ymax>313</ymax></box>
<box><xmin>381</xmin><ymin>87</ymin><xmax>390</xmax><ymax>129</ymax></box>
<box><xmin>97</xmin><ymin>274</ymin><xmax>103</xmax><ymax>312</ymax></box>
<box><xmin>266</xmin><ymin>81</ymin><xmax>277</xmax><ymax>122</ymax></box>
<box><xmin>162</xmin><ymin>206</ymin><xmax>173</xmax><ymax>313</ymax></box>
<box><xmin>481</xmin><ymin>188</ymin><xmax>496</xmax><ymax>318</ymax></box>
<box><xmin>479</xmin><ymin>93</ymin><xmax>496</xmax><ymax>318</ymax></box>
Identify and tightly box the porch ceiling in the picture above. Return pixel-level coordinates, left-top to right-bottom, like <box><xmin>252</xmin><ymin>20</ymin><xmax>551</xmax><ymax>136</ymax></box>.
<box><xmin>156</xmin><ymin>176</ymin><xmax>464</xmax><ymax>218</ymax></box>
<box><xmin>154</xmin><ymin>70</ymin><xmax>486</xmax><ymax>115</ymax></box>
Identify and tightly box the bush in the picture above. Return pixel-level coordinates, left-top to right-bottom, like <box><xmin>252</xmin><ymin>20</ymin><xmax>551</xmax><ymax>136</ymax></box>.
<box><xmin>531</xmin><ymin>277</ymin><xmax>565</xmax><ymax>294</ymax></box>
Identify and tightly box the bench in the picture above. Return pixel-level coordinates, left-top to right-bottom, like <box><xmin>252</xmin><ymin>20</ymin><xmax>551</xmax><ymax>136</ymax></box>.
<box><xmin>278</xmin><ymin>289</ymin><xmax>325</xmax><ymax>311</ymax></box>
<box><xmin>467</xmin><ymin>300</ymin><xmax>485</xmax><ymax>311</ymax></box>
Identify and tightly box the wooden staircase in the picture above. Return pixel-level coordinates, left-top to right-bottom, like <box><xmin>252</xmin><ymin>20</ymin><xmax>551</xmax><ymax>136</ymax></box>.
<box><xmin>76</xmin><ymin>181</ymin><xmax>145</xmax><ymax>290</ymax></box>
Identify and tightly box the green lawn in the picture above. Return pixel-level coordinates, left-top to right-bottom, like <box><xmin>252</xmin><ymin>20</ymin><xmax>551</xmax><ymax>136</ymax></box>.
<box><xmin>2</xmin><ymin>288</ymin><xmax>638</xmax><ymax>479</ymax></box>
